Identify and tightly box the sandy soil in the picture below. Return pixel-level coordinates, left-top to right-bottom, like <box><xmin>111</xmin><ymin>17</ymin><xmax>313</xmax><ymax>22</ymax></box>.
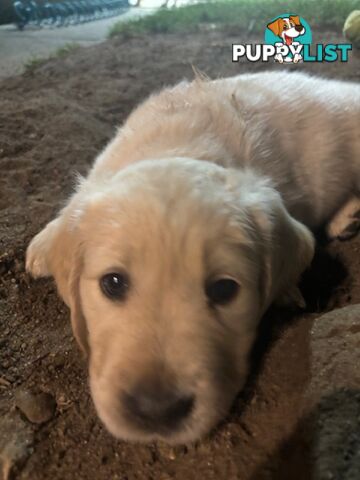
<box><xmin>0</xmin><ymin>26</ymin><xmax>359</xmax><ymax>480</ymax></box>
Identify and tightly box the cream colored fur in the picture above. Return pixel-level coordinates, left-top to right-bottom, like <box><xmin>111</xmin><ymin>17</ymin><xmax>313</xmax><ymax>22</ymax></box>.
<box><xmin>26</xmin><ymin>71</ymin><xmax>360</xmax><ymax>443</ymax></box>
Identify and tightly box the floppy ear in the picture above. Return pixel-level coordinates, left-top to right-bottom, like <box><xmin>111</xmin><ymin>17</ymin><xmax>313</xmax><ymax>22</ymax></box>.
<box><xmin>249</xmin><ymin>188</ymin><xmax>315</xmax><ymax>311</ymax></box>
<box><xmin>26</xmin><ymin>208</ymin><xmax>89</xmax><ymax>355</ymax></box>
<box><xmin>289</xmin><ymin>15</ymin><xmax>301</xmax><ymax>25</ymax></box>
<box><xmin>267</xmin><ymin>18</ymin><xmax>283</xmax><ymax>37</ymax></box>
<box><xmin>26</xmin><ymin>216</ymin><xmax>72</xmax><ymax>302</ymax></box>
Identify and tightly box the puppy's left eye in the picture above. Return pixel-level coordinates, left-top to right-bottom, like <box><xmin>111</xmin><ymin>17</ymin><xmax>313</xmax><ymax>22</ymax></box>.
<box><xmin>205</xmin><ymin>277</ymin><xmax>240</xmax><ymax>306</ymax></box>
<box><xmin>100</xmin><ymin>272</ymin><xmax>130</xmax><ymax>301</ymax></box>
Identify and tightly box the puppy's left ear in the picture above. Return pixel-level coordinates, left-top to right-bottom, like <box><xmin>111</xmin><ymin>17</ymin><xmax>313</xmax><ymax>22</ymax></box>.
<box><xmin>26</xmin><ymin>206</ymin><xmax>89</xmax><ymax>356</ymax></box>
<box><xmin>242</xmin><ymin>179</ymin><xmax>315</xmax><ymax>311</ymax></box>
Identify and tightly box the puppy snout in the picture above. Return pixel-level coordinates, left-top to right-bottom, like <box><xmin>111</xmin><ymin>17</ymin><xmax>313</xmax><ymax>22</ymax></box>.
<box><xmin>295</xmin><ymin>24</ymin><xmax>304</xmax><ymax>32</ymax></box>
<box><xmin>123</xmin><ymin>384</ymin><xmax>194</xmax><ymax>431</ymax></box>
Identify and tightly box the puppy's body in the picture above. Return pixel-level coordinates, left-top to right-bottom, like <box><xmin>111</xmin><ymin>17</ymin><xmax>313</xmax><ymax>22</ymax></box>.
<box><xmin>27</xmin><ymin>72</ymin><xmax>360</xmax><ymax>444</ymax></box>
<box><xmin>92</xmin><ymin>71</ymin><xmax>360</xmax><ymax>229</ymax></box>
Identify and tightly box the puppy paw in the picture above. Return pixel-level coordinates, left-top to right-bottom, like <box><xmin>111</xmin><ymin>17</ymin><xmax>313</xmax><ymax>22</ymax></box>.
<box><xmin>327</xmin><ymin>197</ymin><xmax>360</xmax><ymax>241</ymax></box>
<box><xmin>26</xmin><ymin>233</ymin><xmax>50</xmax><ymax>278</ymax></box>
<box><xmin>275</xmin><ymin>286</ymin><xmax>306</xmax><ymax>310</ymax></box>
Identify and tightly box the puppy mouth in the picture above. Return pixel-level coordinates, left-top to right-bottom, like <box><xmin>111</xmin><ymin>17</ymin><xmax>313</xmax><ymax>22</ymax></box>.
<box><xmin>284</xmin><ymin>34</ymin><xmax>293</xmax><ymax>45</ymax></box>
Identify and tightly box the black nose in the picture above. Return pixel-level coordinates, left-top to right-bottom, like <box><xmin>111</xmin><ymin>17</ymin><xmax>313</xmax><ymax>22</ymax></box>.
<box><xmin>295</xmin><ymin>24</ymin><xmax>304</xmax><ymax>32</ymax></box>
<box><xmin>122</xmin><ymin>386</ymin><xmax>194</xmax><ymax>431</ymax></box>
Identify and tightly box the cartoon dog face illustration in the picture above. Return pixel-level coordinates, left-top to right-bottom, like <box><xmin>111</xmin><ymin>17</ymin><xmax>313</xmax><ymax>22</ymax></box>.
<box><xmin>267</xmin><ymin>15</ymin><xmax>306</xmax><ymax>63</ymax></box>
<box><xmin>267</xmin><ymin>15</ymin><xmax>305</xmax><ymax>45</ymax></box>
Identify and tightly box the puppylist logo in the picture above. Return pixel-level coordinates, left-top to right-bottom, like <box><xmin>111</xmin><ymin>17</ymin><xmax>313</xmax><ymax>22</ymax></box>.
<box><xmin>232</xmin><ymin>14</ymin><xmax>352</xmax><ymax>63</ymax></box>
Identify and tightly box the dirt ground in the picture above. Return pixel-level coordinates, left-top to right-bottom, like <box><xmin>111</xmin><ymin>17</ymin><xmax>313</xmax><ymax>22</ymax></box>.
<box><xmin>0</xmin><ymin>26</ymin><xmax>359</xmax><ymax>480</ymax></box>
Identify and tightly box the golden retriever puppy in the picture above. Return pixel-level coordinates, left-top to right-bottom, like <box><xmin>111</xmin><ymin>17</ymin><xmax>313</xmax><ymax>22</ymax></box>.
<box><xmin>26</xmin><ymin>71</ymin><xmax>360</xmax><ymax>444</ymax></box>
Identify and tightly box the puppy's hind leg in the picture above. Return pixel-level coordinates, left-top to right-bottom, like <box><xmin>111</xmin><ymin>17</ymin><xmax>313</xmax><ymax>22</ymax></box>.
<box><xmin>326</xmin><ymin>197</ymin><xmax>360</xmax><ymax>240</ymax></box>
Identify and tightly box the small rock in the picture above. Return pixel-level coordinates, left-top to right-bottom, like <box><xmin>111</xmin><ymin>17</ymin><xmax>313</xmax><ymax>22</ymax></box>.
<box><xmin>53</xmin><ymin>355</ymin><xmax>65</xmax><ymax>369</ymax></box>
<box><xmin>15</xmin><ymin>390</ymin><xmax>56</xmax><ymax>424</ymax></box>
<box><xmin>157</xmin><ymin>443</ymin><xmax>177</xmax><ymax>460</ymax></box>
<box><xmin>0</xmin><ymin>377</ymin><xmax>11</xmax><ymax>387</ymax></box>
<box><xmin>168</xmin><ymin>448</ymin><xmax>176</xmax><ymax>460</ymax></box>
<box><xmin>0</xmin><ymin>413</ymin><xmax>34</xmax><ymax>480</ymax></box>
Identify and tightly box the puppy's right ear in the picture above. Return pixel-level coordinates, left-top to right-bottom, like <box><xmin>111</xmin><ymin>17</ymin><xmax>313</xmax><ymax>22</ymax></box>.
<box><xmin>26</xmin><ymin>207</ymin><xmax>89</xmax><ymax>355</ymax></box>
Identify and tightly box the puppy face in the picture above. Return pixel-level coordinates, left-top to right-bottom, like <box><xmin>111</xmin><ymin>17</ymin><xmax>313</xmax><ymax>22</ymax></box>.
<box><xmin>267</xmin><ymin>16</ymin><xmax>305</xmax><ymax>44</ymax></box>
<box><xmin>26</xmin><ymin>158</ymin><xmax>314</xmax><ymax>443</ymax></box>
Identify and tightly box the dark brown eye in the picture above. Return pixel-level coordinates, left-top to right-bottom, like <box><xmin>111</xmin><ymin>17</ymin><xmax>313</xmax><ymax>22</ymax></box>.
<box><xmin>283</xmin><ymin>24</ymin><xmax>288</xmax><ymax>30</ymax></box>
<box><xmin>100</xmin><ymin>272</ymin><xmax>130</xmax><ymax>301</ymax></box>
<box><xmin>205</xmin><ymin>277</ymin><xmax>240</xmax><ymax>306</ymax></box>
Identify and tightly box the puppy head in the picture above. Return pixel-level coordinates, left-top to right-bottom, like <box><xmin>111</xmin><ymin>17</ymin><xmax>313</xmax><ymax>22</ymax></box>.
<box><xmin>267</xmin><ymin>16</ymin><xmax>305</xmax><ymax>42</ymax></box>
<box><xmin>26</xmin><ymin>158</ymin><xmax>314</xmax><ymax>444</ymax></box>
<box><xmin>267</xmin><ymin>17</ymin><xmax>286</xmax><ymax>37</ymax></box>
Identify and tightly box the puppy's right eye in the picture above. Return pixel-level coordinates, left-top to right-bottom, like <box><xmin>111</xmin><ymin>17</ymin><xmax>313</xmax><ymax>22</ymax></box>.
<box><xmin>100</xmin><ymin>273</ymin><xmax>130</xmax><ymax>301</ymax></box>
